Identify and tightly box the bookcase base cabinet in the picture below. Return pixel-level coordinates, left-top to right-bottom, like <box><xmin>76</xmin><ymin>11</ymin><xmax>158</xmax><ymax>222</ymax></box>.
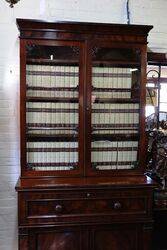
<box><xmin>19</xmin><ymin>223</ymin><xmax>152</xmax><ymax>250</ymax></box>
<box><xmin>16</xmin><ymin>179</ymin><xmax>154</xmax><ymax>250</ymax></box>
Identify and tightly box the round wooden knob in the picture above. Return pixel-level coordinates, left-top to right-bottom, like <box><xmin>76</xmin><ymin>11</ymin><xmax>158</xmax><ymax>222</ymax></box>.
<box><xmin>113</xmin><ymin>202</ymin><xmax>122</xmax><ymax>210</ymax></box>
<box><xmin>55</xmin><ymin>204</ymin><xmax>63</xmax><ymax>213</ymax></box>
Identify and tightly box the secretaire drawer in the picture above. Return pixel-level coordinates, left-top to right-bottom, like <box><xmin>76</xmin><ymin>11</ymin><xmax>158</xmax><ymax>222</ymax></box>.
<box><xmin>18</xmin><ymin>188</ymin><xmax>152</xmax><ymax>225</ymax></box>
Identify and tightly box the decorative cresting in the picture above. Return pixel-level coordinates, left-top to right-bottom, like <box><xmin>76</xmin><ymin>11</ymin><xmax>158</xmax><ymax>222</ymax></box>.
<box><xmin>5</xmin><ymin>0</ymin><xmax>20</xmax><ymax>8</ymax></box>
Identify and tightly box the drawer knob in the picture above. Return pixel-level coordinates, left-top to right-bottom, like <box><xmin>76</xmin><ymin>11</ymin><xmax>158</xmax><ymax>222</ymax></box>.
<box><xmin>113</xmin><ymin>202</ymin><xmax>122</xmax><ymax>210</ymax></box>
<box><xmin>86</xmin><ymin>193</ymin><xmax>91</xmax><ymax>198</ymax></box>
<box><xmin>55</xmin><ymin>204</ymin><xmax>63</xmax><ymax>213</ymax></box>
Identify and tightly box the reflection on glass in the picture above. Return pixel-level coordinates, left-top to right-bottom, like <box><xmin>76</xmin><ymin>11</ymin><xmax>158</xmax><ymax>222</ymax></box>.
<box><xmin>26</xmin><ymin>45</ymin><xmax>79</xmax><ymax>171</ymax></box>
<box><xmin>91</xmin><ymin>47</ymin><xmax>140</xmax><ymax>170</ymax></box>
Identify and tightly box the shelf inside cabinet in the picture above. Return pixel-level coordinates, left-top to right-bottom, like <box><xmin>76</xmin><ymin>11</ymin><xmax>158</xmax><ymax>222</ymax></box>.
<box><xmin>92</xmin><ymin>108</ymin><xmax>140</xmax><ymax>113</ymax></box>
<box><xmin>92</xmin><ymin>124</ymin><xmax>138</xmax><ymax>129</ymax></box>
<box><xmin>92</xmin><ymin>61</ymin><xmax>140</xmax><ymax>67</ymax></box>
<box><xmin>27</xmin><ymin>162</ymin><xmax>78</xmax><ymax>168</ymax></box>
<box><xmin>26</xmin><ymin>58</ymin><xmax>140</xmax><ymax>67</ymax></box>
<box><xmin>92</xmin><ymin>161</ymin><xmax>137</xmax><ymax>167</ymax></box>
<box><xmin>26</xmin><ymin>58</ymin><xmax>79</xmax><ymax>66</ymax></box>
<box><xmin>91</xmin><ymin>146</ymin><xmax>138</xmax><ymax>151</ymax></box>
<box><xmin>26</xmin><ymin>133</ymin><xmax>139</xmax><ymax>142</ymax></box>
<box><xmin>26</xmin><ymin>134</ymin><xmax>78</xmax><ymax>142</ymax></box>
<box><xmin>26</xmin><ymin>107</ymin><xmax>78</xmax><ymax>113</ymax></box>
<box><xmin>27</xmin><ymin>147</ymin><xmax>78</xmax><ymax>152</ymax></box>
<box><xmin>27</xmin><ymin>123</ymin><xmax>78</xmax><ymax>129</ymax></box>
<box><xmin>26</xmin><ymin>97</ymin><xmax>79</xmax><ymax>103</ymax></box>
<box><xmin>93</xmin><ymin>98</ymin><xmax>140</xmax><ymax>104</ymax></box>
<box><xmin>92</xmin><ymin>87</ymin><xmax>132</xmax><ymax>92</ymax></box>
<box><xmin>27</xmin><ymin>86</ymin><xmax>79</xmax><ymax>92</ymax></box>
<box><xmin>92</xmin><ymin>134</ymin><xmax>139</xmax><ymax>141</ymax></box>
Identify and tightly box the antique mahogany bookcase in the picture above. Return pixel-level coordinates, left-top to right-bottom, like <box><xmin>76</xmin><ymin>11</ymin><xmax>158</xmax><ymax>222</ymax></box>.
<box><xmin>16</xmin><ymin>19</ymin><xmax>155</xmax><ymax>250</ymax></box>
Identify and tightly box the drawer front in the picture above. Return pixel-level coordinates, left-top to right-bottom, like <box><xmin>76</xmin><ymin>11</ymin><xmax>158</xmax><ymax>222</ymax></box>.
<box><xmin>28</xmin><ymin>197</ymin><xmax>145</xmax><ymax>216</ymax></box>
<box><xmin>19</xmin><ymin>189</ymin><xmax>152</xmax><ymax>225</ymax></box>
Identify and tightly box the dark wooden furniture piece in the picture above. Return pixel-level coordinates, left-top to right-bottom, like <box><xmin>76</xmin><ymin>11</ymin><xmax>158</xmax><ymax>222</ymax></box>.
<box><xmin>146</xmin><ymin>55</ymin><xmax>167</xmax><ymax>250</ymax></box>
<box><xmin>152</xmin><ymin>189</ymin><xmax>167</xmax><ymax>250</ymax></box>
<box><xmin>16</xmin><ymin>19</ymin><xmax>155</xmax><ymax>250</ymax></box>
<box><xmin>148</xmin><ymin>52</ymin><xmax>167</xmax><ymax>66</ymax></box>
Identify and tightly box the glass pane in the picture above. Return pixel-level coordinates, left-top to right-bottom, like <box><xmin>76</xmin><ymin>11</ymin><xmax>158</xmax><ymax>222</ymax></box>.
<box><xmin>160</xmin><ymin>83</ymin><xmax>167</xmax><ymax>102</ymax></box>
<box><xmin>91</xmin><ymin>47</ymin><xmax>140</xmax><ymax>170</ymax></box>
<box><xmin>26</xmin><ymin>44</ymin><xmax>80</xmax><ymax>171</ymax></box>
<box><xmin>160</xmin><ymin>67</ymin><xmax>167</xmax><ymax>114</ymax></box>
<box><xmin>146</xmin><ymin>65</ymin><xmax>159</xmax><ymax>111</ymax></box>
<box><xmin>160</xmin><ymin>83</ymin><xmax>167</xmax><ymax>114</ymax></box>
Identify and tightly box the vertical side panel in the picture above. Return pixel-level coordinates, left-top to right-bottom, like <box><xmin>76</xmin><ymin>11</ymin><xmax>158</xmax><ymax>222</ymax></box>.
<box><xmin>20</xmin><ymin>39</ymin><xmax>27</xmax><ymax>176</ymax></box>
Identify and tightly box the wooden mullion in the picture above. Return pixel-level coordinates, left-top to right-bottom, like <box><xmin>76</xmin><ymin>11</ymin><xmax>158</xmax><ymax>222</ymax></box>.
<box><xmin>85</xmin><ymin>40</ymin><xmax>92</xmax><ymax>176</ymax></box>
<box><xmin>138</xmin><ymin>45</ymin><xmax>147</xmax><ymax>172</ymax></box>
<box><xmin>77</xmin><ymin>42</ymin><xmax>85</xmax><ymax>176</ymax></box>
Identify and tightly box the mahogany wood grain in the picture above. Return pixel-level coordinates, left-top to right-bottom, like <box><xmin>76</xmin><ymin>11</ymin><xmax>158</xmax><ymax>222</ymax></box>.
<box><xmin>16</xmin><ymin>176</ymin><xmax>155</xmax><ymax>190</ymax></box>
<box><xmin>16</xmin><ymin>19</ymin><xmax>154</xmax><ymax>250</ymax></box>
<box><xmin>18</xmin><ymin>186</ymin><xmax>152</xmax><ymax>226</ymax></box>
<box><xmin>148</xmin><ymin>52</ymin><xmax>167</xmax><ymax>66</ymax></box>
<box><xmin>37</xmin><ymin>231</ymin><xmax>81</xmax><ymax>250</ymax></box>
<box><xmin>93</xmin><ymin>225</ymin><xmax>138</xmax><ymax>250</ymax></box>
<box><xmin>19</xmin><ymin>235</ymin><xmax>28</xmax><ymax>250</ymax></box>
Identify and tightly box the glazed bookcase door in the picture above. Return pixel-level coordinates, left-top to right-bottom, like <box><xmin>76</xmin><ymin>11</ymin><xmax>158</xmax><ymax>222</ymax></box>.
<box><xmin>20</xmin><ymin>40</ymin><xmax>84</xmax><ymax>177</ymax></box>
<box><xmin>86</xmin><ymin>42</ymin><xmax>147</xmax><ymax>176</ymax></box>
